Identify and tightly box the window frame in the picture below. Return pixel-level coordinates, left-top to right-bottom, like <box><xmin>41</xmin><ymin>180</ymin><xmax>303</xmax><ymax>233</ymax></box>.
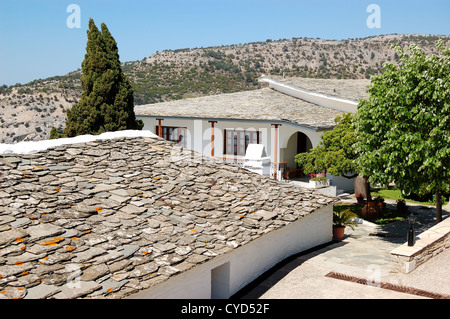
<box><xmin>156</xmin><ymin>126</ymin><xmax>188</xmax><ymax>148</ymax></box>
<box><xmin>224</xmin><ymin>129</ymin><xmax>261</xmax><ymax>156</ymax></box>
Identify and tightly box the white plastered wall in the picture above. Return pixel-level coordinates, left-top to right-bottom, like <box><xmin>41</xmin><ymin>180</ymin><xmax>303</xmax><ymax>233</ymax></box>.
<box><xmin>278</xmin><ymin>123</ymin><xmax>322</xmax><ymax>169</ymax></box>
<box><xmin>129</xmin><ymin>205</ymin><xmax>333</xmax><ymax>299</ymax></box>
<box><xmin>138</xmin><ymin>117</ymin><xmax>323</xmax><ymax>166</ymax></box>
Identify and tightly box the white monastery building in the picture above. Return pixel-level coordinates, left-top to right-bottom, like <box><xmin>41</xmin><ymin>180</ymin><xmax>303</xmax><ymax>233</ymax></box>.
<box><xmin>135</xmin><ymin>76</ymin><xmax>369</xmax><ymax>193</ymax></box>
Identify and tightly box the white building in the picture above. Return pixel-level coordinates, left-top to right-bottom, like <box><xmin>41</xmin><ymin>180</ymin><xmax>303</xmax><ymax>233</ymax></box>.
<box><xmin>135</xmin><ymin>76</ymin><xmax>369</xmax><ymax>192</ymax></box>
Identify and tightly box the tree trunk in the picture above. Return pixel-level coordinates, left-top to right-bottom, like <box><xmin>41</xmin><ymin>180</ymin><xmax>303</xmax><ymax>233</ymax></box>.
<box><xmin>436</xmin><ymin>189</ymin><xmax>442</xmax><ymax>223</ymax></box>
<box><xmin>354</xmin><ymin>176</ymin><xmax>372</xmax><ymax>201</ymax></box>
<box><xmin>364</xmin><ymin>176</ymin><xmax>372</xmax><ymax>202</ymax></box>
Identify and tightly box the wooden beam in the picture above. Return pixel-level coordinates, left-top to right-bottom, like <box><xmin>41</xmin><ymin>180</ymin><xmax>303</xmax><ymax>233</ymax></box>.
<box><xmin>156</xmin><ymin>119</ymin><xmax>164</xmax><ymax>137</ymax></box>
<box><xmin>271</xmin><ymin>124</ymin><xmax>282</xmax><ymax>180</ymax></box>
<box><xmin>208</xmin><ymin>121</ymin><xmax>218</xmax><ymax>157</ymax></box>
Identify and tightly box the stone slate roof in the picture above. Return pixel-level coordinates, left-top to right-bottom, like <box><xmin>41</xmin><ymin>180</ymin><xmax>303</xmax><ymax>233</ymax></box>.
<box><xmin>0</xmin><ymin>136</ymin><xmax>336</xmax><ymax>299</ymax></box>
<box><xmin>135</xmin><ymin>86</ymin><xmax>344</xmax><ymax>130</ymax></box>
<box><xmin>269</xmin><ymin>76</ymin><xmax>370</xmax><ymax>102</ymax></box>
<box><xmin>134</xmin><ymin>77</ymin><xmax>369</xmax><ymax>130</ymax></box>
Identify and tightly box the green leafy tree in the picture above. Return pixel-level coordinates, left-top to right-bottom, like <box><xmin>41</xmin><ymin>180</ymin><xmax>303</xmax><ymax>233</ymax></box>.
<box><xmin>61</xmin><ymin>18</ymin><xmax>143</xmax><ymax>138</ymax></box>
<box><xmin>354</xmin><ymin>41</ymin><xmax>450</xmax><ymax>222</ymax></box>
<box><xmin>295</xmin><ymin>113</ymin><xmax>359</xmax><ymax>177</ymax></box>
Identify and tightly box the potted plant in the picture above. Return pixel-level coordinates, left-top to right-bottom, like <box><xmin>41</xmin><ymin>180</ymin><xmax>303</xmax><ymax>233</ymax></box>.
<box><xmin>309</xmin><ymin>173</ymin><xmax>330</xmax><ymax>188</ymax></box>
<box><xmin>362</xmin><ymin>199</ymin><xmax>383</xmax><ymax>219</ymax></box>
<box><xmin>374</xmin><ymin>195</ymin><xmax>385</xmax><ymax>208</ymax></box>
<box><xmin>396</xmin><ymin>198</ymin><xmax>407</xmax><ymax>212</ymax></box>
<box><xmin>333</xmin><ymin>209</ymin><xmax>358</xmax><ymax>241</ymax></box>
<box><xmin>356</xmin><ymin>193</ymin><xmax>365</xmax><ymax>205</ymax></box>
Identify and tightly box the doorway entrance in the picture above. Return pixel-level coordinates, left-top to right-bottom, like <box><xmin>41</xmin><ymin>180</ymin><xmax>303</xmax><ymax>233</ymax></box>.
<box><xmin>284</xmin><ymin>131</ymin><xmax>312</xmax><ymax>169</ymax></box>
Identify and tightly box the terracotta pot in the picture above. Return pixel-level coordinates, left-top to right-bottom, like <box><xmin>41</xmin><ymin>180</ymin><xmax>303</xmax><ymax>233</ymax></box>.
<box><xmin>361</xmin><ymin>204</ymin><xmax>371</xmax><ymax>218</ymax></box>
<box><xmin>368</xmin><ymin>201</ymin><xmax>376</xmax><ymax>207</ymax></box>
<box><xmin>333</xmin><ymin>226</ymin><xmax>345</xmax><ymax>241</ymax></box>
<box><xmin>362</xmin><ymin>203</ymin><xmax>383</xmax><ymax>219</ymax></box>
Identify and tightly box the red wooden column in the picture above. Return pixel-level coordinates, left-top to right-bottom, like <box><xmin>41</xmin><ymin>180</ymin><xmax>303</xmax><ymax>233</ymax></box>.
<box><xmin>271</xmin><ymin>124</ymin><xmax>282</xmax><ymax>180</ymax></box>
<box><xmin>156</xmin><ymin>118</ymin><xmax>164</xmax><ymax>137</ymax></box>
<box><xmin>208</xmin><ymin>121</ymin><xmax>218</xmax><ymax>157</ymax></box>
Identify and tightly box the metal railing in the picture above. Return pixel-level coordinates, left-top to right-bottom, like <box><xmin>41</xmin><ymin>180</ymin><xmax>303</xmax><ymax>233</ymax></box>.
<box><xmin>213</xmin><ymin>157</ymin><xmax>288</xmax><ymax>181</ymax></box>
<box><xmin>270</xmin><ymin>162</ymin><xmax>288</xmax><ymax>180</ymax></box>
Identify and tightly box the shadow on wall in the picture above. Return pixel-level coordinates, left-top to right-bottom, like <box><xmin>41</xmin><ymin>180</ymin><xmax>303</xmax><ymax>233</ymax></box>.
<box><xmin>231</xmin><ymin>241</ymin><xmax>339</xmax><ymax>299</ymax></box>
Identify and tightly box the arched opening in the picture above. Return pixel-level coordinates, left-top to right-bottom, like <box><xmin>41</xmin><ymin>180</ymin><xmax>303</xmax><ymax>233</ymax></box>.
<box><xmin>295</xmin><ymin>131</ymin><xmax>313</xmax><ymax>156</ymax></box>
<box><xmin>281</xmin><ymin>131</ymin><xmax>313</xmax><ymax>179</ymax></box>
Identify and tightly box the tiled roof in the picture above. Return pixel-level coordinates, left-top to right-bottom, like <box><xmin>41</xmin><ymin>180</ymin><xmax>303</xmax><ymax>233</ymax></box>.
<box><xmin>0</xmin><ymin>136</ymin><xmax>337</xmax><ymax>299</ymax></box>
<box><xmin>134</xmin><ymin>77</ymin><xmax>369</xmax><ymax>129</ymax></box>
<box><xmin>135</xmin><ymin>88</ymin><xmax>342</xmax><ymax>130</ymax></box>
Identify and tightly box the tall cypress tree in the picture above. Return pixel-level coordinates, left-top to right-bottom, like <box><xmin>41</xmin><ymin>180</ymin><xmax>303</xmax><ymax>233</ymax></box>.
<box><xmin>101</xmin><ymin>23</ymin><xmax>142</xmax><ymax>132</ymax></box>
<box><xmin>62</xmin><ymin>18</ymin><xmax>143</xmax><ymax>138</ymax></box>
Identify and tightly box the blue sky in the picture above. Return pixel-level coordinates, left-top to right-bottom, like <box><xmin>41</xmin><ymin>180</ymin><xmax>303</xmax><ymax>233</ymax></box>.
<box><xmin>0</xmin><ymin>0</ymin><xmax>449</xmax><ymax>86</ymax></box>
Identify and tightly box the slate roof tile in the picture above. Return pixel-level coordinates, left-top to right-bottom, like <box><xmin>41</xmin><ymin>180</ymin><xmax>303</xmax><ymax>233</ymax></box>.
<box><xmin>0</xmin><ymin>136</ymin><xmax>337</xmax><ymax>299</ymax></box>
<box><xmin>134</xmin><ymin>77</ymin><xmax>369</xmax><ymax>129</ymax></box>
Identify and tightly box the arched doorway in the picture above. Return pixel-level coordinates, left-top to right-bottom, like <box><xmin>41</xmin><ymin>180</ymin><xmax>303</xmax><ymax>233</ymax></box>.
<box><xmin>283</xmin><ymin>131</ymin><xmax>313</xmax><ymax>170</ymax></box>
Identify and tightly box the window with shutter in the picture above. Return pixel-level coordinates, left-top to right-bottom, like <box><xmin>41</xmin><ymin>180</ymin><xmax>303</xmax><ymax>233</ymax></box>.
<box><xmin>224</xmin><ymin>129</ymin><xmax>261</xmax><ymax>156</ymax></box>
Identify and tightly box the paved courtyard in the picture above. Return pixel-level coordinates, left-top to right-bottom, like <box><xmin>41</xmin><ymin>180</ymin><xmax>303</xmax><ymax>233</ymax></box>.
<box><xmin>236</xmin><ymin>199</ymin><xmax>450</xmax><ymax>299</ymax></box>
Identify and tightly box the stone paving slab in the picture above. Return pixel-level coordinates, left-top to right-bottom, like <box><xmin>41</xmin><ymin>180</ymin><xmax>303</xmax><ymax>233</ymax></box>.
<box><xmin>255</xmin><ymin>262</ymin><xmax>427</xmax><ymax>299</ymax></box>
<box><xmin>238</xmin><ymin>202</ymin><xmax>450</xmax><ymax>299</ymax></box>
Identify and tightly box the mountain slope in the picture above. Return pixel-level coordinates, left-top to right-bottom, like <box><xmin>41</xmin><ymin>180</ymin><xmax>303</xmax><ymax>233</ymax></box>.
<box><xmin>1</xmin><ymin>34</ymin><xmax>449</xmax><ymax>143</ymax></box>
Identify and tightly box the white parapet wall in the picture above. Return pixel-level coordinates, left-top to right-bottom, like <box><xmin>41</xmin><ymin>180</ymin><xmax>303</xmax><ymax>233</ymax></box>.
<box><xmin>259</xmin><ymin>77</ymin><xmax>358</xmax><ymax>114</ymax></box>
<box><xmin>0</xmin><ymin>130</ymin><xmax>159</xmax><ymax>155</ymax></box>
<box><xmin>129</xmin><ymin>205</ymin><xmax>333</xmax><ymax>299</ymax></box>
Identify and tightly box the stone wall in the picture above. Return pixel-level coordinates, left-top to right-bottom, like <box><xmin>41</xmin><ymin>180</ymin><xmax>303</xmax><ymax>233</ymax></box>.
<box><xmin>390</xmin><ymin>217</ymin><xmax>450</xmax><ymax>274</ymax></box>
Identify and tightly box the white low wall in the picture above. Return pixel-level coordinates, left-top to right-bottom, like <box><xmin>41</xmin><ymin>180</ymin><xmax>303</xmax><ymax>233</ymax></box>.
<box><xmin>328</xmin><ymin>175</ymin><xmax>356</xmax><ymax>193</ymax></box>
<box><xmin>137</xmin><ymin>116</ymin><xmax>323</xmax><ymax>166</ymax></box>
<box><xmin>129</xmin><ymin>205</ymin><xmax>333</xmax><ymax>299</ymax></box>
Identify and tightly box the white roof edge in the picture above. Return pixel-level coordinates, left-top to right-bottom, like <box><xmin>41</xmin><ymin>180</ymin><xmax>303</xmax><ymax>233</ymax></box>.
<box><xmin>0</xmin><ymin>130</ymin><xmax>158</xmax><ymax>155</ymax></box>
<box><xmin>259</xmin><ymin>76</ymin><xmax>358</xmax><ymax>113</ymax></box>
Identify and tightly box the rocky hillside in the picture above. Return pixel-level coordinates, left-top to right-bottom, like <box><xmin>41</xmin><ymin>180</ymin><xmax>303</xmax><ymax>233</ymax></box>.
<box><xmin>1</xmin><ymin>34</ymin><xmax>449</xmax><ymax>144</ymax></box>
<box><xmin>0</xmin><ymin>73</ymin><xmax>81</xmax><ymax>143</ymax></box>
